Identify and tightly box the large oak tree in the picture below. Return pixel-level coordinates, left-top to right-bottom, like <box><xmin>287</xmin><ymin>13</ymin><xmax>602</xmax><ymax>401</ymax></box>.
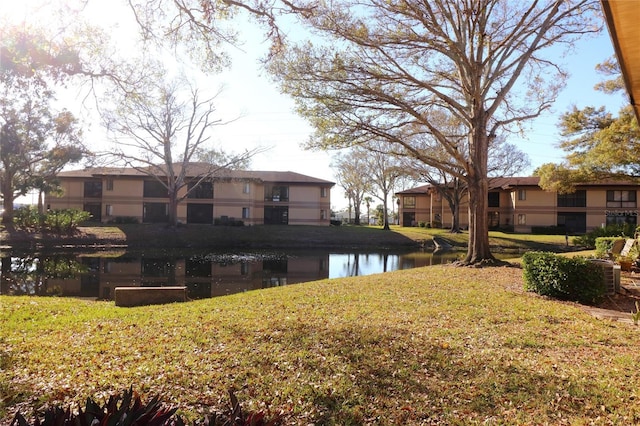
<box><xmin>0</xmin><ymin>26</ymin><xmax>87</xmax><ymax>223</ymax></box>
<box><xmin>537</xmin><ymin>58</ymin><xmax>640</xmax><ymax>193</ymax></box>
<box><xmin>268</xmin><ymin>0</ymin><xmax>600</xmax><ymax>264</ymax></box>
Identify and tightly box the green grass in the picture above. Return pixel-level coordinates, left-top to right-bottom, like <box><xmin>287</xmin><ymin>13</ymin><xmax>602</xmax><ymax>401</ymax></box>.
<box><xmin>0</xmin><ymin>223</ymin><xmax>573</xmax><ymax>252</ymax></box>
<box><xmin>2</xmin><ymin>265</ymin><xmax>640</xmax><ymax>425</ymax></box>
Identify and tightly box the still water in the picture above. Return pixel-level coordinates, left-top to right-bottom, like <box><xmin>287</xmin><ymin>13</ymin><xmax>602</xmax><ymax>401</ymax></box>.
<box><xmin>0</xmin><ymin>249</ymin><xmax>463</xmax><ymax>300</ymax></box>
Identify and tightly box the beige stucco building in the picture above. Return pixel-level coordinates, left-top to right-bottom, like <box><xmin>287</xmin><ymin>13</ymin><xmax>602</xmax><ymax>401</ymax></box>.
<box><xmin>46</xmin><ymin>165</ymin><xmax>334</xmax><ymax>226</ymax></box>
<box><xmin>396</xmin><ymin>177</ymin><xmax>640</xmax><ymax>234</ymax></box>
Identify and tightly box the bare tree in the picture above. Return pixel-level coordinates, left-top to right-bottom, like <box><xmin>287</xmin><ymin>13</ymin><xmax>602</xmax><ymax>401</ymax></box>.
<box><xmin>359</xmin><ymin>142</ymin><xmax>405</xmax><ymax>230</ymax></box>
<box><xmin>332</xmin><ymin>150</ymin><xmax>372</xmax><ymax>225</ymax></box>
<box><xmin>269</xmin><ymin>0</ymin><xmax>600</xmax><ymax>264</ymax></box>
<box><xmin>407</xmin><ymin>135</ymin><xmax>530</xmax><ymax>233</ymax></box>
<box><xmin>102</xmin><ymin>73</ymin><xmax>262</xmax><ymax>226</ymax></box>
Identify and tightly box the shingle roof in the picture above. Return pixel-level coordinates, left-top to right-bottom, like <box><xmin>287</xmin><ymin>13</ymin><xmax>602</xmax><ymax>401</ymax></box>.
<box><xmin>57</xmin><ymin>164</ymin><xmax>335</xmax><ymax>186</ymax></box>
<box><xmin>396</xmin><ymin>176</ymin><xmax>640</xmax><ymax>195</ymax></box>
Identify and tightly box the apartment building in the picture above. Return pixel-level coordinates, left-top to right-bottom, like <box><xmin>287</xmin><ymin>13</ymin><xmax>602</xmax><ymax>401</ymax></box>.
<box><xmin>46</xmin><ymin>164</ymin><xmax>334</xmax><ymax>226</ymax></box>
<box><xmin>396</xmin><ymin>177</ymin><xmax>640</xmax><ymax>234</ymax></box>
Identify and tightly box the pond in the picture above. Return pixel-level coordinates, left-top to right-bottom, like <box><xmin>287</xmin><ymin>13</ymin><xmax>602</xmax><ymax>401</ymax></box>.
<box><xmin>0</xmin><ymin>249</ymin><xmax>464</xmax><ymax>300</ymax></box>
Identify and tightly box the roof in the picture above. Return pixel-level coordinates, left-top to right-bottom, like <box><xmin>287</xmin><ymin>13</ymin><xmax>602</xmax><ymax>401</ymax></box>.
<box><xmin>601</xmin><ymin>0</ymin><xmax>640</xmax><ymax>122</ymax></box>
<box><xmin>396</xmin><ymin>176</ymin><xmax>640</xmax><ymax>195</ymax></box>
<box><xmin>395</xmin><ymin>177</ymin><xmax>542</xmax><ymax>195</ymax></box>
<box><xmin>57</xmin><ymin>164</ymin><xmax>335</xmax><ymax>186</ymax></box>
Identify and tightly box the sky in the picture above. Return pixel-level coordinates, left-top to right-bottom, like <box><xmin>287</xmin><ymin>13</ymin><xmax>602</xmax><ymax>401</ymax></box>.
<box><xmin>1</xmin><ymin>1</ymin><xmax>627</xmax><ymax>211</ymax></box>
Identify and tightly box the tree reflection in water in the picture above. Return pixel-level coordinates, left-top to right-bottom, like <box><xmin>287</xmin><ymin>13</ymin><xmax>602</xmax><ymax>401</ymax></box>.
<box><xmin>0</xmin><ymin>249</ymin><xmax>460</xmax><ymax>300</ymax></box>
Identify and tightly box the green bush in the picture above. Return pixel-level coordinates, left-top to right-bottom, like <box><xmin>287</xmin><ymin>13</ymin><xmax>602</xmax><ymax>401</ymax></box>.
<box><xmin>13</xmin><ymin>207</ymin><xmax>90</xmax><ymax>234</ymax></box>
<box><xmin>214</xmin><ymin>217</ymin><xmax>244</xmax><ymax>226</ymax></box>
<box><xmin>13</xmin><ymin>206</ymin><xmax>44</xmax><ymax>231</ymax></box>
<box><xmin>521</xmin><ymin>251</ymin><xmax>606</xmax><ymax>305</ymax></box>
<box><xmin>573</xmin><ymin>223</ymin><xmax>637</xmax><ymax>249</ymax></box>
<box><xmin>418</xmin><ymin>221</ymin><xmax>426</xmax><ymax>228</ymax></box>
<box><xmin>594</xmin><ymin>237</ymin><xmax>625</xmax><ymax>257</ymax></box>
<box><xmin>530</xmin><ymin>225</ymin><xmax>567</xmax><ymax>235</ymax></box>
<box><xmin>44</xmin><ymin>209</ymin><xmax>91</xmax><ymax>234</ymax></box>
<box><xmin>110</xmin><ymin>216</ymin><xmax>139</xmax><ymax>224</ymax></box>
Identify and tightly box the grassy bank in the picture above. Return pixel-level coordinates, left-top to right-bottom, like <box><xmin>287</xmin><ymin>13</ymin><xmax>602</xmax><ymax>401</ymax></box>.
<box><xmin>2</xmin><ymin>265</ymin><xmax>639</xmax><ymax>425</ymax></box>
<box><xmin>0</xmin><ymin>223</ymin><xmax>572</xmax><ymax>253</ymax></box>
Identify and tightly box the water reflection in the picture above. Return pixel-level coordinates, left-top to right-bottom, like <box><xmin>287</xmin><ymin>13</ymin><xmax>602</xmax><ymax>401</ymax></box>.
<box><xmin>0</xmin><ymin>249</ymin><xmax>461</xmax><ymax>300</ymax></box>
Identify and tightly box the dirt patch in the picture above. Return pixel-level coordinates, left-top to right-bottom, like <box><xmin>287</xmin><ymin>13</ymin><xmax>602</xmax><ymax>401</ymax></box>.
<box><xmin>595</xmin><ymin>269</ymin><xmax>640</xmax><ymax>315</ymax></box>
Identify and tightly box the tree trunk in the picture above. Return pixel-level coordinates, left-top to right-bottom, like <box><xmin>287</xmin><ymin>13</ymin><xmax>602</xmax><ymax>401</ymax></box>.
<box><xmin>465</xmin><ymin>176</ymin><xmax>493</xmax><ymax>263</ymax></box>
<box><xmin>168</xmin><ymin>192</ymin><xmax>179</xmax><ymax>227</ymax></box>
<box><xmin>1</xmin><ymin>174</ymin><xmax>14</xmax><ymax>224</ymax></box>
<box><xmin>382</xmin><ymin>192</ymin><xmax>390</xmax><ymax>230</ymax></box>
<box><xmin>464</xmin><ymin>128</ymin><xmax>495</xmax><ymax>264</ymax></box>
<box><xmin>450</xmin><ymin>196</ymin><xmax>460</xmax><ymax>233</ymax></box>
<box><xmin>37</xmin><ymin>190</ymin><xmax>44</xmax><ymax>214</ymax></box>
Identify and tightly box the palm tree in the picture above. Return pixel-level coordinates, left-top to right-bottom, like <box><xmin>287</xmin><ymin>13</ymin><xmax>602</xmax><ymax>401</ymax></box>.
<box><xmin>364</xmin><ymin>196</ymin><xmax>373</xmax><ymax>225</ymax></box>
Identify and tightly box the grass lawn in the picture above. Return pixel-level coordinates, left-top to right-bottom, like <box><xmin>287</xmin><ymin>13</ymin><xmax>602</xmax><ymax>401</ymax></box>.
<box><xmin>0</xmin><ymin>223</ymin><xmax>574</xmax><ymax>253</ymax></box>
<box><xmin>2</xmin><ymin>264</ymin><xmax>640</xmax><ymax>425</ymax></box>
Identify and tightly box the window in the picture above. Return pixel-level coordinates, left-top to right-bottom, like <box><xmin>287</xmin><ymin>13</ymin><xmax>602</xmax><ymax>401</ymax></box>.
<box><xmin>606</xmin><ymin>190</ymin><xmax>636</xmax><ymax>208</ymax></box>
<box><xmin>488</xmin><ymin>211</ymin><xmax>500</xmax><ymax>228</ymax></box>
<box><xmin>242</xmin><ymin>207</ymin><xmax>250</xmax><ymax>219</ymax></box>
<box><xmin>105</xmin><ymin>204</ymin><xmax>113</xmax><ymax>216</ymax></box>
<box><xmin>517</xmin><ymin>189</ymin><xmax>526</xmax><ymax>201</ymax></box>
<box><xmin>321</xmin><ymin>187</ymin><xmax>328</xmax><ymax>198</ymax></box>
<box><xmin>557</xmin><ymin>190</ymin><xmax>586</xmax><ymax>207</ymax></box>
<box><xmin>243</xmin><ymin>183</ymin><xmax>251</xmax><ymax>194</ymax></box>
<box><xmin>488</xmin><ymin>192</ymin><xmax>500</xmax><ymax>208</ymax></box>
<box><xmin>403</xmin><ymin>196</ymin><xmax>416</xmax><ymax>208</ymax></box>
<box><xmin>143</xmin><ymin>180</ymin><xmax>168</xmax><ymax>198</ymax></box>
<box><xmin>84</xmin><ymin>180</ymin><xmax>102</xmax><ymax>198</ymax></box>
<box><xmin>320</xmin><ymin>209</ymin><xmax>327</xmax><ymax>220</ymax></box>
<box><xmin>606</xmin><ymin>213</ymin><xmax>637</xmax><ymax>226</ymax></box>
<box><xmin>265</xmin><ymin>184</ymin><xmax>289</xmax><ymax>201</ymax></box>
<box><xmin>517</xmin><ymin>214</ymin><xmax>526</xmax><ymax>225</ymax></box>
<box><xmin>143</xmin><ymin>202</ymin><xmax>168</xmax><ymax>222</ymax></box>
<box><xmin>557</xmin><ymin>212</ymin><xmax>587</xmax><ymax>234</ymax></box>
<box><xmin>106</xmin><ymin>179</ymin><xmax>114</xmax><ymax>191</ymax></box>
<box><xmin>187</xmin><ymin>181</ymin><xmax>213</xmax><ymax>199</ymax></box>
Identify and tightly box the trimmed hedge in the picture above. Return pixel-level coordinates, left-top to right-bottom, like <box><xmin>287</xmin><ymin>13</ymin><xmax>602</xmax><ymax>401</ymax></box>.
<box><xmin>573</xmin><ymin>223</ymin><xmax>638</xmax><ymax>249</ymax></box>
<box><xmin>594</xmin><ymin>237</ymin><xmax>625</xmax><ymax>258</ymax></box>
<box><xmin>530</xmin><ymin>225</ymin><xmax>567</xmax><ymax>235</ymax></box>
<box><xmin>521</xmin><ymin>251</ymin><xmax>606</xmax><ymax>305</ymax></box>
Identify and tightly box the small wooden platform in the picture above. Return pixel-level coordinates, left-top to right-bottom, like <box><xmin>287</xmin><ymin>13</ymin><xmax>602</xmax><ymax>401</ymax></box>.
<box><xmin>114</xmin><ymin>286</ymin><xmax>188</xmax><ymax>307</ymax></box>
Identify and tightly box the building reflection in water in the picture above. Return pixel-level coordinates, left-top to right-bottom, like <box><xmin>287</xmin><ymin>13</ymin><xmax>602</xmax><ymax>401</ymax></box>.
<box><xmin>0</xmin><ymin>249</ymin><xmax>459</xmax><ymax>300</ymax></box>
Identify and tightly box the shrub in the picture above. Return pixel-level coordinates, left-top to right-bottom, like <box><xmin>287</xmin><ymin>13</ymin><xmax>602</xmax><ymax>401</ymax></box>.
<box><xmin>110</xmin><ymin>216</ymin><xmax>139</xmax><ymax>224</ymax></box>
<box><xmin>214</xmin><ymin>217</ymin><xmax>245</xmax><ymax>226</ymax></box>
<box><xmin>13</xmin><ymin>206</ymin><xmax>44</xmax><ymax>231</ymax></box>
<box><xmin>13</xmin><ymin>207</ymin><xmax>90</xmax><ymax>234</ymax></box>
<box><xmin>521</xmin><ymin>251</ymin><xmax>606</xmax><ymax>305</ymax></box>
<box><xmin>44</xmin><ymin>209</ymin><xmax>91</xmax><ymax>234</ymax></box>
<box><xmin>573</xmin><ymin>223</ymin><xmax>637</xmax><ymax>249</ymax></box>
<box><xmin>418</xmin><ymin>221</ymin><xmax>426</xmax><ymax>228</ymax></box>
<box><xmin>10</xmin><ymin>387</ymin><xmax>282</xmax><ymax>426</ymax></box>
<box><xmin>594</xmin><ymin>237</ymin><xmax>625</xmax><ymax>257</ymax></box>
<box><xmin>530</xmin><ymin>225</ymin><xmax>567</xmax><ymax>235</ymax></box>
